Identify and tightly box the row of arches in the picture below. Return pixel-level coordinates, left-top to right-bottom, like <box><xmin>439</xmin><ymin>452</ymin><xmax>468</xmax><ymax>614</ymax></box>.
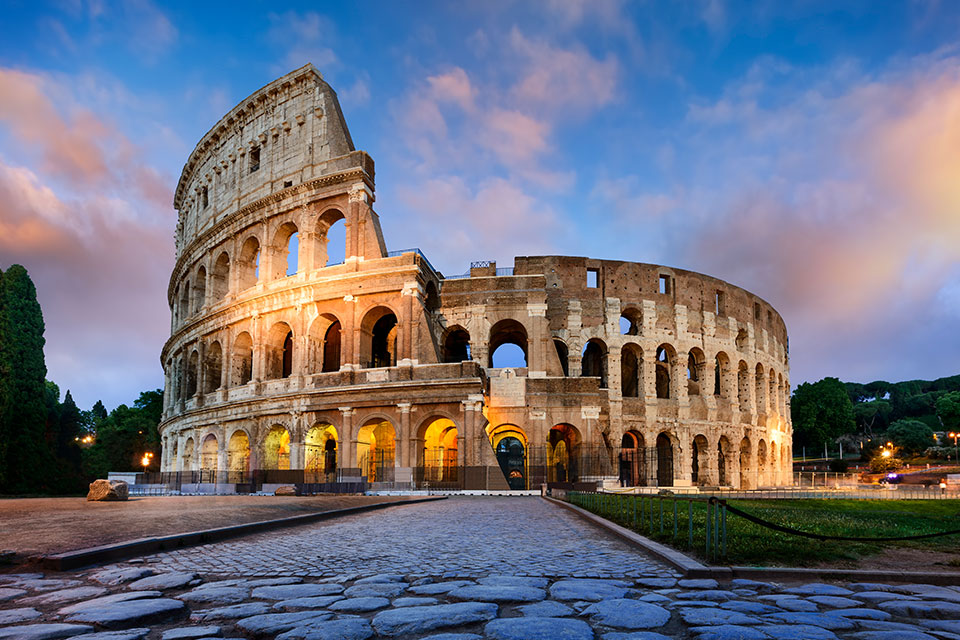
<box><xmin>174</xmin><ymin>209</ymin><xmax>347</xmax><ymax>327</ymax></box>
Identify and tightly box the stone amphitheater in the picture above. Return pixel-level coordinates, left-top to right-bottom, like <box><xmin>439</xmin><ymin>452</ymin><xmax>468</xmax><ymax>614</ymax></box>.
<box><xmin>159</xmin><ymin>64</ymin><xmax>792</xmax><ymax>492</ymax></box>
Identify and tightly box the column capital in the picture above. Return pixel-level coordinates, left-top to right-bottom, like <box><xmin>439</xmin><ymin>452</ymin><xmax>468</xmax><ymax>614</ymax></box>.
<box><xmin>338</xmin><ymin>407</ymin><xmax>354</xmax><ymax>416</ymax></box>
<box><xmin>396</xmin><ymin>402</ymin><xmax>412</xmax><ymax>413</ymax></box>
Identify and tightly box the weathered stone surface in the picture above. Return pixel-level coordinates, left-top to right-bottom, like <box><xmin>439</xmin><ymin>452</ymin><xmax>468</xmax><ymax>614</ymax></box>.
<box><xmin>756</xmin><ymin>624</ymin><xmax>838</xmax><ymax>640</ymax></box>
<box><xmin>64</xmin><ymin>598</ymin><xmax>187</xmax><ymax>629</ymax></box>
<box><xmin>392</xmin><ymin>597</ymin><xmax>438</xmax><ymax>607</ymax></box>
<box><xmin>275</xmin><ymin>618</ymin><xmax>374</xmax><ymax>640</ymax></box>
<box><xmin>877</xmin><ymin>599</ymin><xmax>960</xmax><ymax>618</ymax></box>
<box><xmin>328</xmin><ymin>596</ymin><xmax>391</xmax><ymax>612</ymax></box>
<box><xmin>921</xmin><ymin>620</ymin><xmax>960</xmax><ymax>633</ymax></box>
<box><xmin>189</xmin><ymin>602</ymin><xmax>273</xmax><ymax>621</ymax></box>
<box><xmin>637</xmin><ymin>593</ymin><xmax>673</xmax><ymax>604</ymax></box>
<box><xmin>0</xmin><ymin>624</ymin><xmax>93</xmax><ymax>640</ymax></box>
<box><xmin>763</xmin><ymin>612</ymin><xmax>857</xmax><ymax>630</ymax></box>
<box><xmin>0</xmin><ymin>607</ymin><xmax>43</xmax><ymax>624</ymax></box>
<box><xmin>477</xmin><ymin>576</ymin><xmax>549</xmax><ymax>588</ymax></box>
<box><xmin>448</xmin><ymin>584</ymin><xmax>545</xmax><ymax>603</ymax></box>
<box><xmin>274</xmin><ymin>485</ymin><xmax>297</xmax><ymax>496</ymax></box>
<box><xmin>89</xmin><ymin>567</ymin><xmax>154</xmax><ymax>586</ymax></box>
<box><xmin>852</xmin><ymin>591</ymin><xmax>917</xmax><ymax>603</ymax></box>
<box><xmin>677</xmin><ymin>607</ymin><xmax>760</xmax><ymax>626</ymax></box>
<box><xmin>127</xmin><ymin>572</ymin><xmax>197</xmax><ymax>591</ymax></box>
<box><xmin>602</xmin><ymin>633</ymin><xmax>673</xmax><ymax>640</ymax></box>
<box><xmin>635</xmin><ymin>578</ymin><xmax>678</xmax><ymax>589</ymax></box>
<box><xmin>731</xmin><ymin>579</ymin><xmax>777</xmax><ymax>592</ymax></box>
<box><xmin>19</xmin><ymin>586</ymin><xmax>109</xmax><ymax>606</ymax></box>
<box><xmin>271</xmin><ymin>595</ymin><xmax>344</xmax><ymax>610</ymax></box>
<box><xmin>407</xmin><ymin>581</ymin><xmax>474</xmax><ymax>595</ymax></box>
<box><xmin>17</xmin><ymin>579</ymin><xmax>82</xmax><ymax>592</ymax></box>
<box><xmin>252</xmin><ymin>583</ymin><xmax>343</xmax><ymax>600</ymax></box>
<box><xmin>485</xmin><ymin>617</ymin><xmax>594</xmax><ymax>640</ymax></box>
<box><xmin>418</xmin><ymin>635</ymin><xmax>482</xmax><ymax>640</ymax></box>
<box><xmin>550</xmin><ymin>579</ymin><xmax>632</xmax><ymax>601</ymax></box>
<box><xmin>517</xmin><ymin>600</ymin><xmax>574</xmax><ymax>617</ymax></box>
<box><xmin>87</xmin><ymin>479</ymin><xmax>129</xmax><ymax>501</ymax></box>
<box><xmin>372</xmin><ymin>602</ymin><xmax>498</xmax><ymax>636</ymax></box>
<box><xmin>759</xmin><ymin>596</ymin><xmax>818</xmax><ymax>612</ymax></box>
<box><xmin>688</xmin><ymin>625</ymin><xmax>768</xmax><ymax>640</ymax></box>
<box><xmin>808</xmin><ymin>595</ymin><xmax>861</xmax><ymax>608</ymax></box>
<box><xmin>675</xmin><ymin>589</ymin><xmax>738</xmax><ymax>601</ymax></box>
<box><xmin>831</xmin><ymin>608</ymin><xmax>891</xmax><ymax>620</ymax></box>
<box><xmin>354</xmin><ymin>574</ymin><xmax>406</xmax><ymax>584</ymax></box>
<box><xmin>235</xmin><ymin>611</ymin><xmax>334</xmax><ymax>635</ymax></box>
<box><xmin>848</xmin><ymin>632</ymin><xmax>938</xmax><ymax>640</ymax></box>
<box><xmin>343</xmin><ymin>583</ymin><xmax>407</xmax><ymax>598</ymax></box>
<box><xmin>161</xmin><ymin>627</ymin><xmax>222</xmax><ymax>640</ymax></box>
<box><xmin>720</xmin><ymin>601</ymin><xmax>781</xmax><ymax>615</ymax></box>
<box><xmin>782</xmin><ymin>583</ymin><xmax>853</xmax><ymax>597</ymax></box>
<box><xmin>71</xmin><ymin>630</ymin><xmax>150</xmax><ymax>640</ymax></box>
<box><xmin>678</xmin><ymin>579</ymin><xmax>719</xmax><ymax>590</ymax></box>
<box><xmin>246</xmin><ymin>577</ymin><xmax>304</xmax><ymax>587</ymax></box>
<box><xmin>59</xmin><ymin>591</ymin><xmax>161</xmax><ymax>615</ymax></box>
<box><xmin>178</xmin><ymin>586</ymin><xmax>249</xmax><ymax>605</ymax></box>
<box><xmin>583</xmin><ymin>599</ymin><xmax>671</xmax><ymax>629</ymax></box>
<box><xmin>0</xmin><ymin>587</ymin><xmax>27</xmax><ymax>602</ymax></box>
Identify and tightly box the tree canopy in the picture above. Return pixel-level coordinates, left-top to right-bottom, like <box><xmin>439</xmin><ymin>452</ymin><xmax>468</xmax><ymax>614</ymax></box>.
<box><xmin>791</xmin><ymin>377</ymin><xmax>856</xmax><ymax>448</ymax></box>
<box><xmin>887</xmin><ymin>419</ymin><xmax>935</xmax><ymax>454</ymax></box>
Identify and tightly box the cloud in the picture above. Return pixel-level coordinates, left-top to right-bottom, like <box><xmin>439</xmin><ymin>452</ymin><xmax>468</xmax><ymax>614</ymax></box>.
<box><xmin>267</xmin><ymin>11</ymin><xmax>339</xmax><ymax>73</ymax></box>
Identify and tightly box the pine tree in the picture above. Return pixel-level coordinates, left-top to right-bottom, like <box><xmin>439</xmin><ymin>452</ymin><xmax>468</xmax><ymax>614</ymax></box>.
<box><xmin>0</xmin><ymin>265</ymin><xmax>51</xmax><ymax>494</ymax></box>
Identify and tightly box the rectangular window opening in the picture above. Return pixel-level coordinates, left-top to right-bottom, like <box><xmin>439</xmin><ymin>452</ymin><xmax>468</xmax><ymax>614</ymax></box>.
<box><xmin>249</xmin><ymin>147</ymin><xmax>260</xmax><ymax>173</ymax></box>
<box><xmin>201</xmin><ymin>186</ymin><xmax>208</xmax><ymax>209</ymax></box>
<box><xmin>586</xmin><ymin>268</ymin><xmax>599</xmax><ymax>289</ymax></box>
<box><xmin>659</xmin><ymin>274</ymin><xmax>670</xmax><ymax>295</ymax></box>
<box><xmin>754</xmin><ymin>302</ymin><xmax>761</xmax><ymax>320</ymax></box>
<box><xmin>715</xmin><ymin>290</ymin><xmax>725</xmax><ymax>316</ymax></box>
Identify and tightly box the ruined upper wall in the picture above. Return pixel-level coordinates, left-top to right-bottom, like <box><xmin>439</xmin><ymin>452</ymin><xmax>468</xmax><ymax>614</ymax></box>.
<box><xmin>172</xmin><ymin>64</ymin><xmax>366</xmax><ymax>258</ymax></box>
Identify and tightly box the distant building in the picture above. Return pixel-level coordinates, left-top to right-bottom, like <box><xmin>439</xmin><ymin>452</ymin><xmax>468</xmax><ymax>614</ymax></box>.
<box><xmin>160</xmin><ymin>65</ymin><xmax>792</xmax><ymax>491</ymax></box>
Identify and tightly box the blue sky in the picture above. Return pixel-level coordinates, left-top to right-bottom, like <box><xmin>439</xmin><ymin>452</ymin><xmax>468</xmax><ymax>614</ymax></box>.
<box><xmin>1</xmin><ymin>1</ymin><xmax>959</xmax><ymax>411</ymax></box>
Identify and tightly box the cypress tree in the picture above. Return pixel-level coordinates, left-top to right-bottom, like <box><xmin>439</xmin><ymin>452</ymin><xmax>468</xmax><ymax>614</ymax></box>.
<box><xmin>0</xmin><ymin>265</ymin><xmax>50</xmax><ymax>494</ymax></box>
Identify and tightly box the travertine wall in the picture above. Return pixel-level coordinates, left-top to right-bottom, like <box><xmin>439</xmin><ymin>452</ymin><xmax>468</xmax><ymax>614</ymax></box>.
<box><xmin>159</xmin><ymin>65</ymin><xmax>793</xmax><ymax>490</ymax></box>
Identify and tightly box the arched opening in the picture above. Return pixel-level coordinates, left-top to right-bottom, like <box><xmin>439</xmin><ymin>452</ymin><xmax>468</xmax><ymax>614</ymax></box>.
<box><xmin>619</xmin><ymin>431</ymin><xmax>646</xmax><ymax>486</ymax></box>
<box><xmin>211</xmin><ymin>252</ymin><xmax>230</xmax><ymax>302</ymax></box>
<box><xmin>687</xmin><ymin>348</ymin><xmax>705</xmax><ymax>396</ymax></box>
<box><xmin>692</xmin><ymin>434</ymin><xmax>709</xmax><ymax>485</ymax></box>
<box><xmin>655</xmin><ymin>345</ymin><xmax>673</xmax><ymax>399</ymax></box>
<box><xmin>620</xmin><ymin>308</ymin><xmax>641</xmax><ymax>335</ymax></box>
<box><xmin>201</xmin><ymin>434</ymin><xmax>218</xmax><ymax>473</ymax></box>
<box><xmin>305</xmin><ymin>423</ymin><xmax>338</xmax><ymax>478</ymax></box>
<box><xmin>186</xmin><ymin>350</ymin><xmax>199</xmax><ymax>397</ymax></box>
<box><xmin>424</xmin><ymin>281</ymin><xmax>440</xmax><ymax>315</ymax></box>
<box><xmin>182</xmin><ymin>437</ymin><xmax>195</xmax><ymax>472</ymax></box>
<box><xmin>233</xmin><ymin>332</ymin><xmax>253</xmax><ymax>385</ymax></box>
<box><xmin>316</xmin><ymin>209</ymin><xmax>346</xmax><ymax>267</ymax></box>
<box><xmin>419</xmin><ymin>418</ymin><xmax>459</xmax><ymax>483</ymax></box>
<box><xmin>238</xmin><ymin>236</ymin><xmax>261</xmax><ymax>290</ymax></box>
<box><xmin>361</xmin><ymin>307</ymin><xmax>398</xmax><ymax>368</ymax></box>
<box><xmin>621</xmin><ymin>344</ymin><xmax>641</xmax><ymax>398</ymax></box>
<box><xmin>770</xmin><ymin>441</ymin><xmax>779</xmax><ymax>485</ymax></box>
<box><xmin>180</xmin><ymin>281</ymin><xmax>190</xmax><ymax>321</ymax></box>
<box><xmin>489</xmin><ymin>319</ymin><xmax>528</xmax><ymax>368</ymax></box>
<box><xmin>193</xmin><ymin>267</ymin><xmax>206</xmax><ymax>314</ymax></box>
<box><xmin>262</xmin><ymin>425</ymin><xmax>291</xmax><ymax>470</ymax></box>
<box><xmin>204</xmin><ymin>341</ymin><xmax>222</xmax><ymax>393</ymax></box>
<box><xmin>227</xmin><ymin>430</ymin><xmax>250</xmax><ymax>478</ymax></box>
<box><xmin>718</xmin><ymin>436</ymin><xmax>731</xmax><ymax>485</ymax></box>
<box><xmin>769</xmin><ymin>368</ymin><xmax>778</xmax><ymax>415</ymax></box>
<box><xmin>323</xmin><ymin>320</ymin><xmax>341</xmax><ymax>372</ymax></box>
<box><xmin>554</xmin><ymin>339</ymin><xmax>569</xmax><ymax>377</ymax></box>
<box><xmin>739</xmin><ymin>437</ymin><xmax>752</xmax><ymax>489</ymax></box>
<box><xmin>581</xmin><ymin>339</ymin><xmax>607</xmax><ymax>388</ymax></box>
<box><xmin>656</xmin><ymin>432</ymin><xmax>675</xmax><ymax>487</ymax></box>
<box><xmin>548</xmin><ymin>424</ymin><xmax>580</xmax><ymax>483</ymax></box>
<box><xmin>715</xmin><ymin>352</ymin><xmax>730</xmax><ymax>398</ymax></box>
<box><xmin>755</xmin><ymin>363</ymin><xmax>767</xmax><ymax>413</ymax></box>
<box><xmin>737</xmin><ymin>360</ymin><xmax>750</xmax><ymax>408</ymax></box>
<box><xmin>491</xmin><ymin>425</ymin><xmax>527</xmax><ymax>490</ymax></box>
<box><xmin>286</xmin><ymin>232</ymin><xmax>299</xmax><ymax>276</ymax></box>
<box><xmin>442</xmin><ymin>327</ymin><xmax>471</xmax><ymax>363</ymax></box>
<box><xmin>757</xmin><ymin>439</ymin><xmax>768</xmax><ymax>487</ymax></box>
<box><xmin>357</xmin><ymin>419</ymin><xmax>396</xmax><ymax>482</ymax></box>
<box><xmin>265</xmin><ymin>322</ymin><xmax>293</xmax><ymax>379</ymax></box>
<box><xmin>271</xmin><ymin>222</ymin><xmax>299</xmax><ymax>279</ymax></box>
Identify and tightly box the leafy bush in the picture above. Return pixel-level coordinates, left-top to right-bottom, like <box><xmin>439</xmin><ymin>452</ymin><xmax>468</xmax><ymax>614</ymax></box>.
<box><xmin>887</xmin><ymin>419</ymin><xmax>935</xmax><ymax>454</ymax></box>
<box><xmin>869</xmin><ymin>456</ymin><xmax>904</xmax><ymax>473</ymax></box>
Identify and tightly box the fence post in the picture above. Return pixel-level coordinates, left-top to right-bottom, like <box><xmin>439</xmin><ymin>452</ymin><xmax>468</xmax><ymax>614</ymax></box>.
<box><xmin>659</xmin><ymin>498</ymin><xmax>664</xmax><ymax>534</ymax></box>
<box><xmin>688</xmin><ymin>500</ymin><xmax>694</xmax><ymax>548</ymax></box>
<box><xmin>705</xmin><ymin>499</ymin><xmax>712</xmax><ymax>558</ymax></box>
<box><xmin>721</xmin><ymin>503</ymin><xmax>727</xmax><ymax>560</ymax></box>
<box><xmin>673</xmin><ymin>499</ymin><xmax>678</xmax><ymax>538</ymax></box>
<box><xmin>633</xmin><ymin>495</ymin><xmax>638</xmax><ymax>529</ymax></box>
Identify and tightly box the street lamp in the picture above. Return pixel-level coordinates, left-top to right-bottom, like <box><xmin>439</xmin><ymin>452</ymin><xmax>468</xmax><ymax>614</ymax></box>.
<box><xmin>949</xmin><ymin>432</ymin><xmax>959</xmax><ymax>465</ymax></box>
<box><xmin>140</xmin><ymin>451</ymin><xmax>154</xmax><ymax>471</ymax></box>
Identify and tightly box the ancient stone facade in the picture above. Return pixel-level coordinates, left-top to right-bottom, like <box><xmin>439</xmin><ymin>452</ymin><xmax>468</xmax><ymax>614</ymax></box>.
<box><xmin>159</xmin><ymin>65</ymin><xmax>792</xmax><ymax>491</ymax></box>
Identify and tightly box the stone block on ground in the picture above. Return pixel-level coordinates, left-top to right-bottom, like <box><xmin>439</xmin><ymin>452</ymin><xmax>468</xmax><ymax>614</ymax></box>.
<box><xmin>87</xmin><ymin>479</ymin><xmax>129</xmax><ymax>501</ymax></box>
<box><xmin>275</xmin><ymin>618</ymin><xmax>374</xmax><ymax>640</ymax></box>
<box><xmin>64</xmin><ymin>597</ymin><xmax>187</xmax><ymax>629</ymax></box>
<box><xmin>0</xmin><ymin>607</ymin><xmax>42</xmax><ymax>624</ymax></box>
<box><xmin>274</xmin><ymin>486</ymin><xmax>297</xmax><ymax>496</ymax></box>
<box><xmin>372</xmin><ymin>602</ymin><xmax>498</xmax><ymax>636</ymax></box>
<box><xmin>0</xmin><ymin>623</ymin><xmax>94</xmax><ymax>640</ymax></box>
<box><xmin>484</xmin><ymin>617</ymin><xmax>594</xmax><ymax>640</ymax></box>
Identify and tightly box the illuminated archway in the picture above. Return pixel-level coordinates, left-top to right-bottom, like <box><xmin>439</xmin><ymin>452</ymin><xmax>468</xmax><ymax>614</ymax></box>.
<box><xmin>548</xmin><ymin>424</ymin><xmax>581</xmax><ymax>482</ymax></box>
<box><xmin>227</xmin><ymin>430</ymin><xmax>250</xmax><ymax>478</ymax></box>
<box><xmin>262</xmin><ymin>425</ymin><xmax>291</xmax><ymax>470</ymax></box>
<box><xmin>357</xmin><ymin>419</ymin><xmax>395</xmax><ymax>482</ymax></box>
<box><xmin>620</xmin><ymin>430</ymin><xmax>646</xmax><ymax>486</ymax></box>
<box><xmin>419</xmin><ymin>417</ymin><xmax>459</xmax><ymax>483</ymax></box>
<box><xmin>490</xmin><ymin>424</ymin><xmax>528</xmax><ymax>490</ymax></box>
<box><xmin>305</xmin><ymin>423</ymin><xmax>338</xmax><ymax>478</ymax></box>
<box><xmin>201</xmin><ymin>434</ymin><xmax>218</xmax><ymax>473</ymax></box>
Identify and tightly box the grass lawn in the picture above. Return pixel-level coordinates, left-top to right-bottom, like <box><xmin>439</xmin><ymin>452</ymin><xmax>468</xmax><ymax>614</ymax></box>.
<box><xmin>570</xmin><ymin>493</ymin><xmax>960</xmax><ymax>567</ymax></box>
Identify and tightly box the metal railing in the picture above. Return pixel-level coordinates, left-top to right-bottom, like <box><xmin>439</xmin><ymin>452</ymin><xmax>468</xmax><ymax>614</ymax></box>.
<box><xmin>387</xmin><ymin>248</ymin><xmax>437</xmax><ymax>274</ymax></box>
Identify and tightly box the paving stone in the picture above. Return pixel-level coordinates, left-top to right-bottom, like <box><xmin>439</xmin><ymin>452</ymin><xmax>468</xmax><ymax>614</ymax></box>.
<box><xmin>848</xmin><ymin>632</ymin><xmax>938</xmax><ymax>640</ymax></box>
<box><xmin>0</xmin><ymin>573</ymin><xmax>44</xmax><ymax>583</ymax></box>
<box><xmin>61</xmin><ymin>630</ymin><xmax>150</xmax><ymax>640</ymax></box>
<box><xmin>550</xmin><ymin>579</ymin><xmax>632</xmax><ymax>601</ymax></box>
<box><xmin>856</xmin><ymin>620</ymin><xmax>932</xmax><ymax>631</ymax></box>
<box><xmin>678</xmin><ymin>579</ymin><xmax>719</xmax><ymax>589</ymax></box>
<box><xmin>877</xmin><ymin>600</ymin><xmax>960</xmax><ymax>619</ymax></box>
<box><xmin>634</xmin><ymin>578</ymin><xmax>677</xmax><ymax>589</ymax></box>
<box><xmin>763</xmin><ymin>612</ymin><xmax>857</xmax><ymax>630</ymax></box>
<box><xmin>89</xmin><ymin>567</ymin><xmax>155</xmax><ymax>586</ymax></box>
<box><xmin>852</xmin><ymin>591</ymin><xmax>918</xmax><ymax>603</ymax></box>
<box><xmin>602</xmin><ymin>633</ymin><xmax>673</xmax><ymax>640</ymax></box>
<box><xmin>271</xmin><ymin>595</ymin><xmax>344</xmax><ymax>610</ymax></box>
<box><xmin>830</xmin><ymin>608</ymin><xmax>891</xmax><ymax>620</ymax></box>
<box><xmin>235</xmin><ymin>611</ymin><xmax>334</xmax><ymax>635</ymax></box>
<box><xmin>674</xmin><ymin>589</ymin><xmax>738</xmax><ymax>601</ymax></box>
<box><xmin>637</xmin><ymin>593</ymin><xmax>672</xmax><ymax>604</ymax></box>
<box><xmin>58</xmin><ymin>591</ymin><xmax>161</xmax><ymax>615</ymax></box>
<box><xmin>418</xmin><ymin>635</ymin><xmax>481</xmax><ymax>640</ymax></box>
<box><xmin>782</xmin><ymin>583</ymin><xmax>854</xmax><ymax>597</ymax></box>
<box><xmin>688</xmin><ymin>625</ymin><xmax>768</xmax><ymax>640</ymax></box>
<box><xmin>759</xmin><ymin>596</ymin><xmax>817</xmax><ymax>612</ymax></box>
<box><xmin>517</xmin><ymin>600</ymin><xmax>574</xmax><ymax>617</ymax></box>
<box><xmin>720</xmin><ymin>601</ymin><xmax>782</xmax><ymax>615</ymax></box>
<box><xmin>901</xmin><ymin>585</ymin><xmax>960</xmax><ymax>601</ymax></box>
<box><xmin>668</xmin><ymin>601</ymin><xmax>718</xmax><ymax>608</ymax></box>
<box><xmin>583</xmin><ymin>598</ymin><xmax>671</xmax><ymax>629</ymax></box>
<box><xmin>0</xmin><ymin>607</ymin><xmax>43</xmax><ymax>624</ymax></box>
<box><xmin>161</xmin><ymin>627</ymin><xmax>222</xmax><ymax>640</ymax></box>
<box><xmin>189</xmin><ymin>602</ymin><xmax>273</xmax><ymax>622</ymax></box>
<box><xmin>0</xmin><ymin>587</ymin><xmax>27</xmax><ymax>602</ymax></box>
<box><xmin>848</xmin><ymin>583</ymin><xmax>898</xmax><ymax>592</ymax></box>
<box><xmin>64</xmin><ymin>598</ymin><xmax>188</xmax><ymax>629</ymax></box>
<box><xmin>677</xmin><ymin>607</ymin><xmax>760</xmax><ymax>626</ymax></box>
<box><xmin>921</xmin><ymin>621</ymin><xmax>960</xmax><ymax>634</ymax></box>
<box><xmin>392</xmin><ymin>596</ymin><xmax>438</xmax><ymax>607</ymax></box>
<box><xmin>371</xmin><ymin>602</ymin><xmax>498</xmax><ymax>636</ymax></box>
<box><xmin>484</xmin><ymin>616</ymin><xmax>593</xmax><ymax>640</ymax></box>
<box><xmin>354</xmin><ymin>574</ymin><xmax>406</xmax><ymax>584</ymax></box>
<box><xmin>127</xmin><ymin>572</ymin><xmax>197</xmax><ymax>591</ymax></box>
<box><xmin>177</xmin><ymin>586</ymin><xmax>249</xmax><ymax>605</ymax></box>
<box><xmin>0</xmin><ymin>623</ymin><xmax>93</xmax><ymax>639</ymax></box>
<box><xmin>756</xmin><ymin>624</ymin><xmax>838</xmax><ymax>639</ymax></box>
<box><xmin>448</xmin><ymin>584</ymin><xmax>545</xmax><ymax>603</ymax></box>
<box><xmin>731</xmin><ymin>579</ymin><xmax>777</xmax><ymax>592</ymax></box>
<box><xmin>252</xmin><ymin>583</ymin><xmax>343</xmax><ymax>600</ymax></box>
<box><xmin>477</xmin><ymin>576</ymin><xmax>550</xmax><ymax>588</ymax></box>
<box><xmin>18</xmin><ymin>586</ymin><xmax>109</xmax><ymax>606</ymax></box>
<box><xmin>407</xmin><ymin>581</ymin><xmax>474</xmax><ymax>595</ymax></box>
<box><xmin>343</xmin><ymin>583</ymin><xmax>407</xmax><ymax>598</ymax></box>
<box><xmin>17</xmin><ymin>579</ymin><xmax>82</xmax><ymax>592</ymax></box>
<box><xmin>808</xmin><ymin>595</ymin><xmax>862</xmax><ymax>608</ymax></box>
<box><xmin>327</xmin><ymin>596</ymin><xmax>391</xmax><ymax>612</ymax></box>
<box><xmin>276</xmin><ymin>618</ymin><xmax>374</xmax><ymax>640</ymax></box>
<box><xmin>246</xmin><ymin>577</ymin><xmax>303</xmax><ymax>588</ymax></box>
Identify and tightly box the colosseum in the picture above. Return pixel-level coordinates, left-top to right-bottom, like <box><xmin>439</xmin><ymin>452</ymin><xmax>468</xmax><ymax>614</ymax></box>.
<box><xmin>159</xmin><ymin>64</ymin><xmax>793</xmax><ymax>493</ymax></box>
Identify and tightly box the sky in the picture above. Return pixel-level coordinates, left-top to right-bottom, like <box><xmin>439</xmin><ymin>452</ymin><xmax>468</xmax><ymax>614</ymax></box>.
<box><xmin>1</xmin><ymin>1</ymin><xmax>959</xmax><ymax>412</ymax></box>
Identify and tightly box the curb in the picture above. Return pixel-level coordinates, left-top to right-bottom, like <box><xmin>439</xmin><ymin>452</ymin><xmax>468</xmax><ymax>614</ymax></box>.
<box><xmin>544</xmin><ymin>496</ymin><xmax>960</xmax><ymax>585</ymax></box>
<box><xmin>36</xmin><ymin>496</ymin><xmax>446</xmax><ymax>571</ymax></box>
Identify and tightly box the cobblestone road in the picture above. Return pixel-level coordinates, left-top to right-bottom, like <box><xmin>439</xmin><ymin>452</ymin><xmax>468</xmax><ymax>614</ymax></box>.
<box><xmin>3</xmin><ymin>496</ymin><xmax>960</xmax><ymax>640</ymax></box>
<box><xmin>147</xmin><ymin>496</ymin><xmax>675</xmax><ymax>579</ymax></box>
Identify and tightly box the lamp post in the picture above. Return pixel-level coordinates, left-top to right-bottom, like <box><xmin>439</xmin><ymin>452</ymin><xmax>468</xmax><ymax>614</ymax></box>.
<box><xmin>949</xmin><ymin>432</ymin><xmax>959</xmax><ymax>466</ymax></box>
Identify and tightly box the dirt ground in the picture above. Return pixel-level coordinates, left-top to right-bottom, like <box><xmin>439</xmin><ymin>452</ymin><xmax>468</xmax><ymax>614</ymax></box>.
<box><xmin>813</xmin><ymin>546</ymin><xmax>960</xmax><ymax>574</ymax></box>
<box><xmin>0</xmin><ymin>495</ymin><xmax>412</xmax><ymax>558</ymax></box>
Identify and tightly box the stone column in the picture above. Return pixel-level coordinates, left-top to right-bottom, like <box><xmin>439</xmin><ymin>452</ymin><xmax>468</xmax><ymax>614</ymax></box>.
<box><xmin>217</xmin><ymin>432</ymin><xmax>228</xmax><ymax>480</ymax></box>
<box><xmin>339</xmin><ymin>408</ymin><xmax>356</xmax><ymax>474</ymax></box>
<box><xmin>397</xmin><ymin>403</ymin><xmax>412</xmax><ymax>468</ymax></box>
